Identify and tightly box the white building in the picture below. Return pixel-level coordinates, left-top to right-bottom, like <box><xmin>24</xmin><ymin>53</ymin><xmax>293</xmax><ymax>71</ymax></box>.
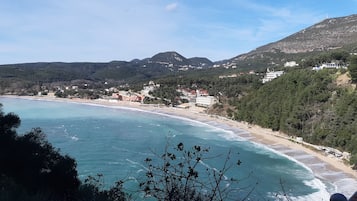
<box><xmin>196</xmin><ymin>96</ymin><xmax>217</xmax><ymax>107</ymax></box>
<box><xmin>141</xmin><ymin>81</ymin><xmax>160</xmax><ymax>95</ymax></box>
<box><xmin>262</xmin><ymin>70</ymin><xmax>284</xmax><ymax>83</ymax></box>
<box><xmin>284</xmin><ymin>61</ymin><xmax>299</xmax><ymax>67</ymax></box>
<box><xmin>312</xmin><ymin>62</ymin><xmax>347</xmax><ymax>71</ymax></box>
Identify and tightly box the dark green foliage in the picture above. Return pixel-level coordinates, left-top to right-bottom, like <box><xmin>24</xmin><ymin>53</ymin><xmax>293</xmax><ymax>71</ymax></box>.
<box><xmin>149</xmin><ymin>85</ymin><xmax>183</xmax><ymax>106</ymax></box>
<box><xmin>0</xmin><ymin>105</ymin><xmax>127</xmax><ymax>201</ymax></box>
<box><xmin>0</xmin><ymin>125</ymin><xmax>80</xmax><ymax>200</ymax></box>
<box><xmin>154</xmin><ymin>71</ymin><xmax>260</xmax><ymax>99</ymax></box>
<box><xmin>77</xmin><ymin>174</ymin><xmax>127</xmax><ymax>201</ymax></box>
<box><xmin>0</xmin><ymin>61</ymin><xmax>172</xmax><ymax>82</ymax></box>
<box><xmin>348</xmin><ymin>56</ymin><xmax>357</xmax><ymax>83</ymax></box>
<box><xmin>145</xmin><ymin>70</ymin><xmax>259</xmax><ymax>108</ymax></box>
<box><xmin>235</xmin><ymin>69</ymin><xmax>357</xmax><ymax>166</ymax></box>
<box><xmin>301</xmin><ymin>50</ymin><xmax>350</xmax><ymax>67</ymax></box>
<box><xmin>236</xmin><ymin>70</ymin><xmax>332</xmax><ymax>132</ymax></box>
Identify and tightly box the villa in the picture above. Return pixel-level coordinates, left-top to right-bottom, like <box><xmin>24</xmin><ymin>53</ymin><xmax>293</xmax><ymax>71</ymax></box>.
<box><xmin>312</xmin><ymin>62</ymin><xmax>347</xmax><ymax>71</ymax></box>
<box><xmin>262</xmin><ymin>70</ymin><xmax>284</xmax><ymax>83</ymax></box>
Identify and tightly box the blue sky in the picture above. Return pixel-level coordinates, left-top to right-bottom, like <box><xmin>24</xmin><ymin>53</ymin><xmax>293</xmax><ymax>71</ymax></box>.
<box><xmin>0</xmin><ymin>0</ymin><xmax>356</xmax><ymax>64</ymax></box>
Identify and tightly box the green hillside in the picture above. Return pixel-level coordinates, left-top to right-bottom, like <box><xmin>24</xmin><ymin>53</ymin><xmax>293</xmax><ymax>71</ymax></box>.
<box><xmin>234</xmin><ymin>68</ymin><xmax>357</xmax><ymax>166</ymax></box>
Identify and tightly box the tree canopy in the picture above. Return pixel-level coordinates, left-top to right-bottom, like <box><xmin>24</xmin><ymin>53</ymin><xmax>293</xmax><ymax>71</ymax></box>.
<box><xmin>234</xmin><ymin>69</ymin><xmax>357</xmax><ymax>166</ymax></box>
<box><xmin>0</xmin><ymin>105</ymin><xmax>128</xmax><ymax>201</ymax></box>
<box><xmin>348</xmin><ymin>55</ymin><xmax>357</xmax><ymax>83</ymax></box>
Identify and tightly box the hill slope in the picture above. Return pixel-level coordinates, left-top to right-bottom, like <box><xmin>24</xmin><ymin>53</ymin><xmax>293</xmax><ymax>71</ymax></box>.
<box><xmin>0</xmin><ymin>52</ymin><xmax>213</xmax><ymax>83</ymax></box>
<box><xmin>234</xmin><ymin>69</ymin><xmax>357</xmax><ymax>167</ymax></box>
<box><xmin>226</xmin><ymin>14</ymin><xmax>357</xmax><ymax>70</ymax></box>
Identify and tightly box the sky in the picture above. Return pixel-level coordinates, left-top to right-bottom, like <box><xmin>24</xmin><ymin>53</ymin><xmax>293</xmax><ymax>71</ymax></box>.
<box><xmin>0</xmin><ymin>0</ymin><xmax>357</xmax><ymax>64</ymax></box>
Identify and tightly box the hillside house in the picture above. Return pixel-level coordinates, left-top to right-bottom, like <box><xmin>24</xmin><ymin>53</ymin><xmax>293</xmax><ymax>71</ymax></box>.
<box><xmin>284</xmin><ymin>61</ymin><xmax>299</xmax><ymax>67</ymax></box>
<box><xmin>194</xmin><ymin>88</ymin><xmax>217</xmax><ymax>107</ymax></box>
<box><xmin>178</xmin><ymin>88</ymin><xmax>197</xmax><ymax>97</ymax></box>
<box><xmin>196</xmin><ymin>96</ymin><xmax>217</xmax><ymax>107</ymax></box>
<box><xmin>196</xmin><ymin>89</ymin><xmax>209</xmax><ymax>96</ymax></box>
<box><xmin>262</xmin><ymin>70</ymin><xmax>284</xmax><ymax>83</ymax></box>
<box><xmin>312</xmin><ymin>62</ymin><xmax>347</xmax><ymax>71</ymax></box>
<box><xmin>142</xmin><ymin>81</ymin><xmax>160</xmax><ymax>95</ymax></box>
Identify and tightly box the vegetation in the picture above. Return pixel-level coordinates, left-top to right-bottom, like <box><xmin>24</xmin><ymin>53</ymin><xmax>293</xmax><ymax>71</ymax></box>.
<box><xmin>139</xmin><ymin>142</ymin><xmax>246</xmax><ymax>201</ymax></box>
<box><xmin>348</xmin><ymin>55</ymin><xmax>357</xmax><ymax>83</ymax></box>
<box><xmin>300</xmin><ymin>50</ymin><xmax>350</xmax><ymax>68</ymax></box>
<box><xmin>152</xmin><ymin>71</ymin><xmax>260</xmax><ymax>102</ymax></box>
<box><xmin>234</xmin><ymin>69</ymin><xmax>357</xmax><ymax>166</ymax></box>
<box><xmin>149</xmin><ymin>85</ymin><xmax>183</xmax><ymax>106</ymax></box>
<box><xmin>0</xmin><ymin>105</ymin><xmax>128</xmax><ymax>201</ymax></box>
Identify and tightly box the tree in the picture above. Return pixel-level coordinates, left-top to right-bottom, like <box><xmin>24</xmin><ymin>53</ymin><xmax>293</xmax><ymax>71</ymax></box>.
<box><xmin>0</xmin><ymin>105</ymin><xmax>81</xmax><ymax>200</ymax></box>
<box><xmin>78</xmin><ymin>174</ymin><xmax>127</xmax><ymax>201</ymax></box>
<box><xmin>0</xmin><ymin>105</ymin><xmax>20</xmax><ymax>139</ymax></box>
<box><xmin>348</xmin><ymin>55</ymin><xmax>357</xmax><ymax>83</ymax></box>
<box><xmin>0</xmin><ymin>105</ymin><xmax>128</xmax><ymax>201</ymax></box>
<box><xmin>139</xmin><ymin>141</ymin><xmax>248</xmax><ymax>201</ymax></box>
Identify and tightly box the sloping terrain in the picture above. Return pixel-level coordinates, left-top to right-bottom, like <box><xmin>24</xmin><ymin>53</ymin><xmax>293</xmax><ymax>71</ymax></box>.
<box><xmin>226</xmin><ymin>14</ymin><xmax>357</xmax><ymax>70</ymax></box>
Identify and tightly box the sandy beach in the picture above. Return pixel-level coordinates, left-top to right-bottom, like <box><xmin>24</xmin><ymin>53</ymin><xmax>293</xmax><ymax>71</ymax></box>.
<box><xmin>2</xmin><ymin>95</ymin><xmax>357</xmax><ymax>197</ymax></box>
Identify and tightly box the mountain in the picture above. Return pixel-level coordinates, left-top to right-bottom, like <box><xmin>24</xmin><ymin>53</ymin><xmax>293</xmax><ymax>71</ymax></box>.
<box><xmin>188</xmin><ymin>57</ymin><xmax>214</xmax><ymax>68</ymax></box>
<box><xmin>225</xmin><ymin>14</ymin><xmax>357</xmax><ymax>70</ymax></box>
<box><xmin>149</xmin><ymin>51</ymin><xmax>190</xmax><ymax>66</ymax></box>
<box><xmin>2</xmin><ymin>14</ymin><xmax>357</xmax><ymax>82</ymax></box>
<box><xmin>0</xmin><ymin>52</ymin><xmax>213</xmax><ymax>84</ymax></box>
<box><xmin>145</xmin><ymin>51</ymin><xmax>213</xmax><ymax>69</ymax></box>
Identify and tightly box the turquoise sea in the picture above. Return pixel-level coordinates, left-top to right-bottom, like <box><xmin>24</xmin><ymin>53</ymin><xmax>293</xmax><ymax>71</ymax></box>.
<box><xmin>0</xmin><ymin>97</ymin><xmax>345</xmax><ymax>200</ymax></box>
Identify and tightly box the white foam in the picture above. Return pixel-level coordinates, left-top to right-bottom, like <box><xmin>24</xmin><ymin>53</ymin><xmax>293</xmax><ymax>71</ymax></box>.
<box><xmin>332</xmin><ymin>178</ymin><xmax>357</xmax><ymax>197</ymax></box>
<box><xmin>70</xmin><ymin>135</ymin><xmax>79</xmax><ymax>141</ymax></box>
<box><xmin>125</xmin><ymin>159</ymin><xmax>148</xmax><ymax>171</ymax></box>
<box><xmin>301</xmin><ymin>178</ymin><xmax>330</xmax><ymax>200</ymax></box>
<box><xmin>217</xmin><ymin>130</ymin><xmax>247</xmax><ymax>142</ymax></box>
<box><xmin>108</xmin><ymin>161</ymin><xmax>120</xmax><ymax>165</ymax></box>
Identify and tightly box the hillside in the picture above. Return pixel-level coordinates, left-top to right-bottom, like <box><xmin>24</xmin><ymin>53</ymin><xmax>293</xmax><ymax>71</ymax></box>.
<box><xmin>225</xmin><ymin>14</ymin><xmax>357</xmax><ymax>70</ymax></box>
<box><xmin>234</xmin><ymin>69</ymin><xmax>357</xmax><ymax>167</ymax></box>
<box><xmin>1</xmin><ymin>14</ymin><xmax>357</xmax><ymax>83</ymax></box>
<box><xmin>0</xmin><ymin>52</ymin><xmax>213</xmax><ymax>84</ymax></box>
<box><xmin>250</xmin><ymin>14</ymin><xmax>357</xmax><ymax>54</ymax></box>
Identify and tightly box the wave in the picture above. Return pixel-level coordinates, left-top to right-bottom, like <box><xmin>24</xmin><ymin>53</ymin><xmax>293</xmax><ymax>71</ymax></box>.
<box><xmin>125</xmin><ymin>159</ymin><xmax>148</xmax><ymax>171</ymax></box>
<box><xmin>2</xmin><ymin>97</ymin><xmax>354</xmax><ymax>199</ymax></box>
<box><xmin>62</xmin><ymin>103</ymin><xmax>350</xmax><ymax>198</ymax></box>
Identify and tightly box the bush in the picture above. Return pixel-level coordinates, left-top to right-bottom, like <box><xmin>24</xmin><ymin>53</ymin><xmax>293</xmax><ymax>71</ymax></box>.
<box><xmin>139</xmin><ymin>142</ymin><xmax>245</xmax><ymax>201</ymax></box>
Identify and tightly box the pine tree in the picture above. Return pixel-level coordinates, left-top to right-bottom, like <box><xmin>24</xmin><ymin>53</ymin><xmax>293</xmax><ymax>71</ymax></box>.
<box><xmin>348</xmin><ymin>56</ymin><xmax>357</xmax><ymax>83</ymax></box>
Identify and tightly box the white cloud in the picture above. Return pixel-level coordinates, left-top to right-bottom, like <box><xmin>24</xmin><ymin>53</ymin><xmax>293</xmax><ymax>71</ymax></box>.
<box><xmin>165</xmin><ymin>3</ymin><xmax>178</xmax><ymax>12</ymax></box>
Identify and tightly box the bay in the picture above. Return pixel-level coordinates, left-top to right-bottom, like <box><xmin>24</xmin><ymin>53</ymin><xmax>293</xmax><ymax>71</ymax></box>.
<box><xmin>0</xmin><ymin>97</ymin><xmax>330</xmax><ymax>200</ymax></box>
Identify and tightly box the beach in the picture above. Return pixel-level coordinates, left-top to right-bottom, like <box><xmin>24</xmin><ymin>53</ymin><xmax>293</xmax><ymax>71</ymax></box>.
<box><xmin>3</xmin><ymin>95</ymin><xmax>357</xmax><ymax>197</ymax></box>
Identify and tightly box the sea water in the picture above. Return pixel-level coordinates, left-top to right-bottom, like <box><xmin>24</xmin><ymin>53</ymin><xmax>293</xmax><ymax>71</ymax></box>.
<box><xmin>0</xmin><ymin>97</ymin><xmax>335</xmax><ymax>200</ymax></box>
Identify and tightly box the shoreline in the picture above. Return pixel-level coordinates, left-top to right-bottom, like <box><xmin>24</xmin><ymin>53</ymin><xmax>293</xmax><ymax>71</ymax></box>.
<box><xmin>2</xmin><ymin>95</ymin><xmax>357</xmax><ymax>197</ymax></box>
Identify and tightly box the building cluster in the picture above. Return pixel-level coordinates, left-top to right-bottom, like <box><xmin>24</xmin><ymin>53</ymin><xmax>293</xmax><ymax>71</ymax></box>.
<box><xmin>312</xmin><ymin>62</ymin><xmax>347</xmax><ymax>71</ymax></box>
<box><xmin>48</xmin><ymin>79</ymin><xmax>218</xmax><ymax>109</ymax></box>
<box><xmin>106</xmin><ymin>81</ymin><xmax>218</xmax><ymax>108</ymax></box>
<box><xmin>46</xmin><ymin>58</ymin><xmax>351</xmax><ymax>106</ymax></box>
<box><xmin>177</xmin><ymin>88</ymin><xmax>217</xmax><ymax>107</ymax></box>
<box><xmin>261</xmin><ymin>60</ymin><xmax>348</xmax><ymax>83</ymax></box>
<box><xmin>218</xmin><ymin>70</ymin><xmax>256</xmax><ymax>79</ymax></box>
<box><xmin>112</xmin><ymin>91</ymin><xmax>144</xmax><ymax>102</ymax></box>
